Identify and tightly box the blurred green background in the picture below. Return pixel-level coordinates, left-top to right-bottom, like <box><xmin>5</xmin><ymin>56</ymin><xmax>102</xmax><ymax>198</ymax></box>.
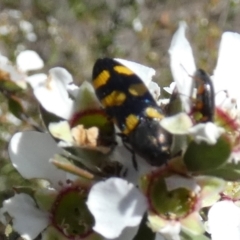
<box><xmin>1</xmin><ymin>0</ymin><xmax>239</xmax><ymax>82</ymax></box>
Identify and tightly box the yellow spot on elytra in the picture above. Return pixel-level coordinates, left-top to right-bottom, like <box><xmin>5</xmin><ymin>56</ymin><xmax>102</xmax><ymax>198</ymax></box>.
<box><xmin>114</xmin><ymin>66</ymin><xmax>133</xmax><ymax>75</ymax></box>
<box><xmin>123</xmin><ymin>114</ymin><xmax>139</xmax><ymax>135</ymax></box>
<box><xmin>101</xmin><ymin>91</ymin><xmax>126</xmax><ymax>107</ymax></box>
<box><xmin>93</xmin><ymin>70</ymin><xmax>110</xmax><ymax>89</ymax></box>
<box><xmin>128</xmin><ymin>83</ymin><xmax>147</xmax><ymax>96</ymax></box>
<box><xmin>145</xmin><ymin>107</ymin><xmax>164</xmax><ymax>120</ymax></box>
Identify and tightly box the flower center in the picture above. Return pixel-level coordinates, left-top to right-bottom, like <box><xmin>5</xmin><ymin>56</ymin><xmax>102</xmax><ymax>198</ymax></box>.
<box><xmin>51</xmin><ymin>186</ymin><xmax>94</xmax><ymax>238</ymax></box>
<box><xmin>215</xmin><ymin>107</ymin><xmax>240</xmax><ymax>151</ymax></box>
<box><xmin>221</xmin><ymin>181</ymin><xmax>240</xmax><ymax>201</ymax></box>
<box><xmin>215</xmin><ymin>107</ymin><xmax>239</xmax><ymax>132</ymax></box>
<box><xmin>146</xmin><ymin>173</ymin><xmax>197</xmax><ymax>220</ymax></box>
<box><xmin>70</xmin><ymin>109</ymin><xmax>115</xmax><ymax>148</ymax></box>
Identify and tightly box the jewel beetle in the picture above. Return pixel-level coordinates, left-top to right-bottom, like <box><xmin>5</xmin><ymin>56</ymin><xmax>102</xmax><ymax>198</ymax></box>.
<box><xmin>92</xmin><ymin>58</ymin><xmax>172</xmax><ymax>167</ymax></box>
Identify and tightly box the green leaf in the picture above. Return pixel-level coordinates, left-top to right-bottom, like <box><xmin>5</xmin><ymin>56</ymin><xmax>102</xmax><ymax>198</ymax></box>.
<box><xmin>201</xmin><ymin>162</ymin><xmax>240</xmax><ymax>181</ymax></box>
<box><xmin>166</xmin><ymin>89</ymin><xmax>183</xmax><ymax>116</ymax></box>
<box><xmin>0</xmin><ymin>79</ymin><xmax>23</xmax><ymax>92</ymax></box>
<box><xmin>184</xmin><ymin>137</ymin><xmax>231</xmax><ymax>172</ymax></box>
<box><xmin>8</xmin><ymin>96</ymin><xmax>25</xmax><ymax>119</ymax></box>
<box><xmin>13</xmin><ymin>186</ymin><xmax>35</xmax><ymax>198</ymax></box>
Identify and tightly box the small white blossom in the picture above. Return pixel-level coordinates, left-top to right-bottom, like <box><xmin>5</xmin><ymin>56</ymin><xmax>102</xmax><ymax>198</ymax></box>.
<box><xmin>87</xmin><ymin>178</ymin><xmax>148</xmax><ymax>239</ymax></box>
<box><xmin>169</xmin><ymin>21</ymin><xmax>196</xmax><ymax>113</ymax></box>
<box><xmin>0</xmin><ymin>193</ymin><xmax>49</xmax><ymax>240</ymax></box>
<box><xmin>16</xmin><ymin>50</ymin><xmax>44</xmax><ymax>72</ymax></box>
<box><xmin>207</xmin><ymin>201</ymin><xmax>240</xmax><ymax>240</ymax></box>
<box><xmin>168</xmin><ymin>22</ymin><xmax>240</xmax><ymax>145</ymax></box>
<box><xmin>188</xmin><ymin>122</ymin><xmax>225</xmax><ymax>145</ymax></box>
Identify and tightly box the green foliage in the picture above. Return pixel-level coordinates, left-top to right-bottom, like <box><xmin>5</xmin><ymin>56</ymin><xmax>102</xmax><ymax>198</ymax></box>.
<box><xmin>184</xmin><ymin>137</ymin><xmax>231</xmax><ymax>173</ymax></box>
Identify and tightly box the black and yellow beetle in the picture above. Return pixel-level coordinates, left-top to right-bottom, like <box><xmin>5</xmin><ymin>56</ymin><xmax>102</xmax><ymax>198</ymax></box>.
<box><xmin>92</xmin><ymin>58</ymin><xmax>172</xmax><ymax>167</ymax></box>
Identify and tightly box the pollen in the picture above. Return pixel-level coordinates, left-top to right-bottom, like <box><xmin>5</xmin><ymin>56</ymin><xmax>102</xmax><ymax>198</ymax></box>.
<box><xmin>71</xmin><ymin>125</ymin><xmax>99</xmax><ymax>147</ymax></box>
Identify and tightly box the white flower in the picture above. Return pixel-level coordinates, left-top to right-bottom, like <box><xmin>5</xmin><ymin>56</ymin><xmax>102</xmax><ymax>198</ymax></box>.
<box><xmin>5</xmin><ymin>129</ymin><xmax>150</xmax><ymax>239</ymax></box>
<box><xmin>0</xmin><ymin>50</ymin><xmax>44</xmax><ymax>89</ymax></box>
<box><xmin>87</xmin><ymin>178</ymin><xmax>148</xmax><ymax>239</ymax></box>
<box><xmin>16</xmin><ymin>50</ymin><xmax>44</xmax><ymax>72</ymax></box>
<box><xmin>0</xmin><ymin>132</ymin><xmax>85</xmax><ymax>240</ymax></box>
<box><xmin>27</xmin><ymin>67</ymin><xmax>74</xmax><ymax>119</ymax></box>
<box><xmin>163</xmin><ymin>82</ymin><xmax>176</xmax><ymax>95</ymax></box>
<box><xmin>168</xmin><ymin>22</ymin><xmax>240</xmax><ymax>145</ymax></box>
<box><xmin>25</xmin><ymin>60</ymin><xmax>159</xmax><ymax>181</ymax></box>
<box><xmin>0</xmin><ymin>54</ymin><xmax>27</xmax><ymax>88</ymax></box>
<box><xmin>8</xmin><ymin>131</ymin><xmax>67</xmax><ymax>189</ymax></box>
<box><xmin>207</xmin><ymin>200</ymin><xmax>240</xmax><ymax>240</ymax></box>
<box><xmin>213</xmin><ymin>32</ymin><xmax>240</xmax><ymax>110</ymax></box>
<box><xmin>171</xmin><ymin>22</ymin><xmax>240</xmax><ymax>114</ymax></box>
<box><xmin>169</xmin><ymin>21</ymin><xmax>196</xmax><ymax>113</ymax></box>
<box><xmin>188</xmin><ymin>122</ymin><xmax>225</xmax><ymax>145</ymax></box>
<box><xmin>0</xmin><ymin>193</ymin><xmax>49</xmax><ymax>240</ymax></box>
<box><xmin>87</xmin><ymin>175</ymin><xmax>224</xmax><ymax>240</ymax></box>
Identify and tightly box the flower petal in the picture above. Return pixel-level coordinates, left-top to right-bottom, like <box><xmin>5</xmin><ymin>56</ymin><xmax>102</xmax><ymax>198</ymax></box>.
<box><xmin>207</xmin><ymin>201</ymin><xmax>240</xmax><ymax>240</ymax></box>
<box><xmin>160</xmin><ymin>113</ymin><xmax>193</xmax><ymax>134</ymax></box>
<box><xmin>149</xmin><ymin>81</ymin><xmax>161</xmax><ymax>101</ymax></box>
<box><xmin>155</xmin><ymin>234</ymin><xmax>167</xmax><ymax>240</ymax></box>
<box><xmin>0</xmin><ymin>193</ymin><xmax>49</xmax><ymax>240</ymax></box>
<box><xmin>106</xmin><ymin>226</ymin><xmax>140</xmax><ymax>240</ymax></box>
<box><xmin>8</xmin><ymin>131</ymin><xmax>67</xmax><ymax>189</ymax></box>
<box><xmin>169</xmin><ymin>21</ymin><xmax>196</xmax><ymax>112</ymax></box>
<box><xmin>29</xmin><ymin>67</ymin><xmax>74</xmax><ymax>119</ymax></box>
<box><xmin>181</xmin><ymin>212</ymin><xmax>204</xmax><ymax>235</ymax></box>
<box><xmin>87</xmin><ymin>177</ymin><xmax>147</xmax><ymax>239</ymax></box>
<box><xmin>163</xmin><ymin>82</ymin><xmax>176</xmax><ymax>95</ymax></box>
<box><xmin>48</xmin><ymin>121</ymin><xmax>73</xmax><ymax>144</ymax></box>
<box><xmin>0</xmin><ymin>54</ymin><xmax>27</xmax><ymax>88</ymax></box>
<box><xmin>188</xmin><ymin>122</ymin><xmax>225</xmax><ymax>145</ymax></box>
<box><xmin>196</xmin><ymin>176</ymin><xmax>225</xmax><ymax>207</ymax></box>
<box><xmin>41</xmin><ymin>226</ymin><xmax>68</xmax><ymax>240</ymax></box>
<box><xmin>115</xmin><ymin>58</ymin><xmax>156</xmax><ymax>87</ymax></box>
<box><xmin>164</xmin><ymin>175</ymin><xmax>199</xmax><ymax>192</ymax></box>
<box><xmin>72</xmin><ymin>81</ymin><xmax>102</xmax><ymax>113</ymax></box>
<box><xmin>16</xmin><ymin>50</ymin><xmax>44</xmax><ymax>72</ymax></box>
<box><xmin>159</xmin><ymin>222</ymin><xmax>181</xmax><ymax>240</ymax></box>
<box><xmin>111</xmin><ymin>145</ymin><xmax>152</xmax><ymax>184</ymax></box>
<box><xmin>213</xmin><ymin>32</ymin><xmax>240</xmax><ymax>108</ymax></box>
<box><xmin>27</xmin><ymin>73</ymin><xmax>47</xmax><ymax>89</ymax></box>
